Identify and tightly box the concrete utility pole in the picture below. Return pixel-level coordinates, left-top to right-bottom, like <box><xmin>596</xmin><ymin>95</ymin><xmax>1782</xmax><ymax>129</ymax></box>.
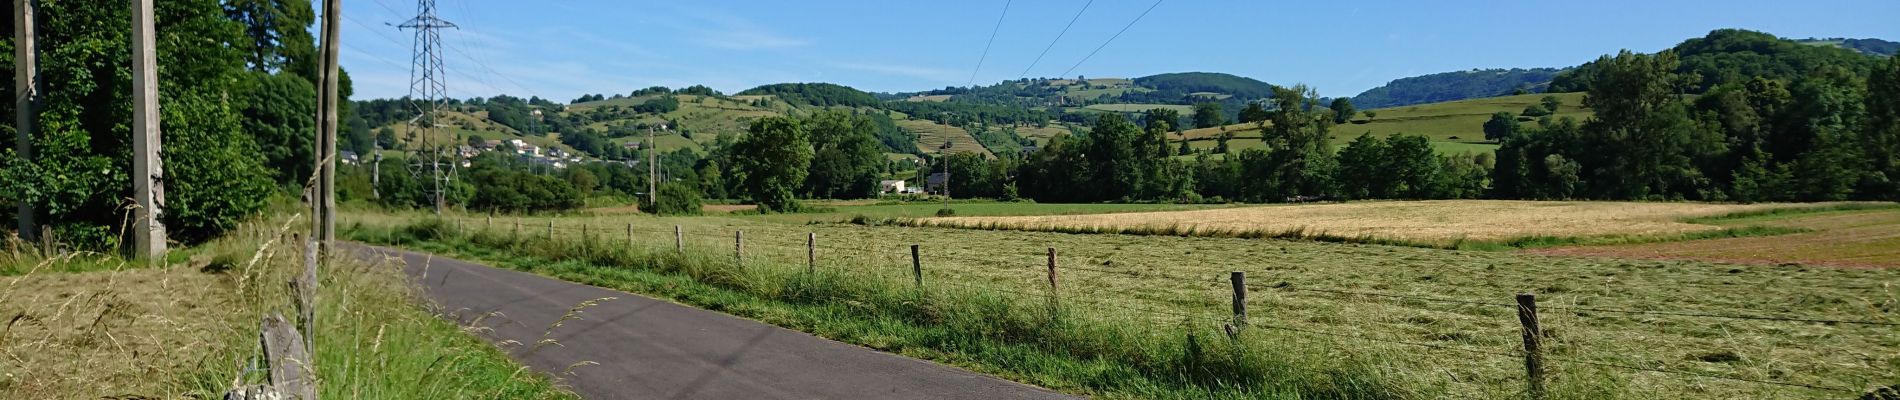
<box><xmin>13</xmin><ymin>0</ymin><xmax>38</xmax><ymax>241</ymax></box>
<box><xmin>648</xmin><ymin>124</ymin><xmax>662</xmax><ymax>208</ymax></box>
<box><xmin>130</xmin><ymin>0</ymin><xmax>166</xmax><ymax>259</ymax></box>
<box><xmin>315</xmin><ymin>0</ymin><xmax>341</xmax><ymax>246</ymax></box>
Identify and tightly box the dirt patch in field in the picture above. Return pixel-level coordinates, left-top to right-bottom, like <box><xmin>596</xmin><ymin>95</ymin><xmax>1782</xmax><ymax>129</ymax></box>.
<box><xmin>0</xmin><ymin>265</ymin><xmax>236</xmax><ymax>398</ymax></box>
<box><xmin>703</xmin><ymin>204</ymin><xmax>758</xmax><ymax>213</ymax></box>
<box><xmin>586</xmin><ymin>204</ymin><xmax>643</xmax><ymax>215</ymax></box>
<box><xmin>1528</xmin><ymin>208</ymin><xmax>1900</xmax><ymax>268</ymax></box>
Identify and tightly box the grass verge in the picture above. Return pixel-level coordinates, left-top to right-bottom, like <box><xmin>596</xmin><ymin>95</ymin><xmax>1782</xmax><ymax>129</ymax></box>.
<box><xmin>345</xmin><ymin>218</ymin><xmax>1421</xmax><ymax>399</ymax></box>
<box><xmin>0</xmin><ymin>214</ymin><xmax>574</xmax><ymax>398</ymax></box>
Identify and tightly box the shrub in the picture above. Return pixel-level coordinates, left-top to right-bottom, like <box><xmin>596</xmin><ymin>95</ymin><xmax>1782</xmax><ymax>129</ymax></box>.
<box><xmin>647</xmin><ymin>183</ymin><xmax>703</xmax><ymax>216</ymax></box>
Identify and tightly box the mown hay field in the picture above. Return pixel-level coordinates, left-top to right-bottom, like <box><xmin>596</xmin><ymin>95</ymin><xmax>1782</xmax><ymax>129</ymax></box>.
<box><xmin>1535</xmin><ymin>206</ymin><xmax>1900</xmax><ymax>268</ymax></box>
<box><xmin>354</xmin><ymin>205</ymin><xmax>1900</xmax><ymax>399</ymax></box>
<box><xmin>914</xmin><ymin>200</ymin><xmax>1856</xmax><ymax>247</ymax></box>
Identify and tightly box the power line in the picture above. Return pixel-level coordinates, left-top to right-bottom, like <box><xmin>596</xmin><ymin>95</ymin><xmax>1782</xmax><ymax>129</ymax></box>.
<box><xmin>443</xmin><ymin>40</ymin><xmax>544</xmax><ymax>100</ymax></box>
<box><xmin>1017</xmin><ymin>0</ymin><xmax>1092</xmax><ymax>79</ymax></box>
<box><xmin>966</xmin><ymin>0</ymin><xmax>1012</xmax><ymax>87</ymax></box>
<box><xmin>1058</xmin><ymin>0</ymin><xmax>1163</xmax><ymax>79</ymax></box>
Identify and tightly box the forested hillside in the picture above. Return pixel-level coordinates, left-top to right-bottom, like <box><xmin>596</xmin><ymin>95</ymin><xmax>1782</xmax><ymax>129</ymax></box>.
<box><xmin>1349</xmin><ymin>68</ymin><xmax>1564</xmax><ymax>108</ymax></box>
<box><xmin>1551</xmin><ymin>29</ymin><xmax>1883</xmax><ymax>93</ymax></box>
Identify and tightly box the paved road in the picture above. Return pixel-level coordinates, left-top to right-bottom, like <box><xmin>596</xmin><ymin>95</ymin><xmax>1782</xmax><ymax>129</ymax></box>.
<box><xmin>349</xmin><ymin>244</ymin><xmax>1078</xmax><ymax>400</ymax></box>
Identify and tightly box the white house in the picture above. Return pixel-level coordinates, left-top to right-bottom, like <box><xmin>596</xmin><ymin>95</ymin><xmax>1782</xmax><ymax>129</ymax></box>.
<box><xmin>879</xmin><ymin>180</ymin><xmax>906</xmax><ymax>194</ymax></box>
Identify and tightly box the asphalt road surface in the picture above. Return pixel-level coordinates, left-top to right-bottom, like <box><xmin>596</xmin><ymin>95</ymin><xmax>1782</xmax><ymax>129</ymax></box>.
<box><xmin>350</xmin><ymin>244</ymin><xmax>1079</xmax><ymax>399</ymax></box>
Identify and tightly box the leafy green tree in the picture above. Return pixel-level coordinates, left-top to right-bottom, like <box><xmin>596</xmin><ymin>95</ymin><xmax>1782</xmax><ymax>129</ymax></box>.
<box><xmin>1085</xmin><ymin>113</ymin><xmax>1143</xmax><ymax>200</ymax></box>
<box><xmin>224</xmin><ymin>0</ymin><xmax>317</xmax><ymax>78</ymax></box>
<box><xmin>345</xmin><ymin>115</ymin><xmax>374</xmax><ymax>155</ymax></box>
<box><xmin>648</xmin><ymin>182</ymin><xmax>703</xmax><ymax>215</ymax></box>
<box><xmin>1541</xmin><ymin>95</ymin><xmax>1563</xmax><ymax>113</ymax></box>
<box><xmin>729</xmin><ymin>117</ymin><xmax>813</xmax><ymax>212</ymax></box>
<box><xmin>1245</xmin><ymin>85</ymin><xmax>1336</xmax><ymax>200</ymax></box>
<box><xmin>467</xmin><ymin>134</ymin><xmax>486</xmax><ymax>147</ymax></box>
<box><xmin>1362</xmin><ymin>110</ymin><xmax>1377</xmax><ymax>121</ymax></box>
<box><xmin>1577</xmin><ymin>50</ymin><xmax>1705</xmax><ymax>199</ymax></box>
<box><xmin>1521</xmin><ymin>104</ymin><xmax>1551</xmax><ymax>117</ymax></box>
<box><xmin>1483</xmin><ymin>112</ymin><xmax>1519</xmax><ymax>142</ymax></box>
<box><xmin>1192</xmin><ymin>102</ymin><xmax>1225</xmax><ymax>128</ymax></box>
<box><xmin>560</xmin><ymin>129</ymin><xmax>608</xmax><ymax>157</ymax></box>
<box><xmin>236</xmin><ymin>71</ymin><xmax>317</xmax><ymax>186</ymax></box>
<box><xmin>0</xmin><ymin>0</ymin><xmax>273</xmax><ymax>247</ymax></box>
<box><xmin>1862</xmin><ymin>56</ymin><xmax>1900</xmax><ymax>199</ymax></box>
<box><xmin>563</xmin><ymin>167</ymin><xmax>599</xmax><ymax>195</ymax></box>
<box><xmin>1382</xmin><ymin>135</ymin><xmax>1439</xmax><ymax>198</ymax></box>
<box><xmin>1017</xmin><ymin>134</ymin><xmax>1091</xmax><ymax>202</ymax></box>
<box><xmin>376</xmin><ymin>127</ymin><xmax>400</xmax><ymax>150</ymax></box>
<box><xmin>1238</xmin><ymin>102</ymin><xmax>1271</xmax><ymax>124</ymax></box>
<box><xmin>1333</xmin><ymin>134</ymin><xmax>1388</xmax><ymax>199</ymax></box>
<box><xmin>802</xmin><ymin>110</ymin><xmax>885</xmax><ymax>199</ymax></box>
<box><xmin>1329</xmin><ymin>98</ymin><xmax>1356</xmax><ymax>124</ymax></box>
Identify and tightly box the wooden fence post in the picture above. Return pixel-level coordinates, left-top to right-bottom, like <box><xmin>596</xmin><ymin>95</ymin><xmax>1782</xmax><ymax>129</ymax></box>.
<box><xmin>910</xmin><ymin>244</ymin><xmax>922</xmax><ymax>287</ymax></box>
<box><xmin>1231</xmin><ymin>271</ymin><xmax>1247</xmax><ymax>329</ymax></box>
<box><xmin>38</xmin><ymin>225</ymin><xmax>51</xmax><ymax>254</ymax></box>
<box><xmin>734</xmin><ymin>230</ymin><xmax>744</xmax><ymax>266</ymax></box>
<box><xmin>807</xmin><ymin>233</ymin><xmax>816</xmax><ymax>273</ymax></box>
<box><xmin>258</xmin><ymin>313</ymin><xmax>316</xmax><ymax>400</ymax></box>
<box><xmin>1516</xmin><ymin>293</ymin><xmax>1545</xmax><ymax>400</ymax></box>
<box><xmin>582</xmin><ymin>224</ymin><xmax>590</xmax><ymax>254</ymax></box>
<box><xmin>546</xmin><ymin>221</ymin><xmax>553</xmax><ymax>240</ymax></box>
<box><xmin>674</xmin><ymin>225</ymin><xmax>683</xmax><ymax>253</ymax></box>
<box><xmin>513</xmin><ymin>220</ymin><xmax>521</xmax><ymax>241</ymax></box>
<box><xmin>627</xmin><ymin>224</ymin><xmax>634</xmax><ymax>248</ymax></box>
<box><xmin>1045</xmin><ymin>247</ymin><xmax>1058</xmax><ymax>312</ymax></box>
<box><xmin>486</xmin><ymin>214</ymin><xmax>492</xmax><ymax>231</ymax></box>
<box><xmin>298</xmin><ymin>235</ymin><xmax>318</xmax><ymax>354</ymax></box>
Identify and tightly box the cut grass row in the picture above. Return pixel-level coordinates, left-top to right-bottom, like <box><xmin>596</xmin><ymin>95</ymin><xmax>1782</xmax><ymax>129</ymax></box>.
<box><xmin>352</xmin><ymin>209</ymin><xmax>1900</xmax><ymax>398</ymax></box>
<box><xmin>903</xmin><ymin>200</ymin><xmax>1867</xmax><ymax>250</ymax></box>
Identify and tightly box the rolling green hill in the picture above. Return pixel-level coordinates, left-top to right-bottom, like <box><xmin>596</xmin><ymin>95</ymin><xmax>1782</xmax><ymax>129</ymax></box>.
<box><xmin>1349</xmin><ymin>68</ymin><xmax>1564</xmax><ymax>109</ymax></box>
<box><xmin>1177</xmin><ymin>92</ymin><xmax>1592</xmax><ymax>156</ymax></box>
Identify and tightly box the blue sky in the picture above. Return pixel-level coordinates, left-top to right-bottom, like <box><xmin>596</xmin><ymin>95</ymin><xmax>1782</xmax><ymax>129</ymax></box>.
<box><xmin>333</xmin><ymin>0</ymin><xmax>1900</xmax><ymax>102</ymax></box>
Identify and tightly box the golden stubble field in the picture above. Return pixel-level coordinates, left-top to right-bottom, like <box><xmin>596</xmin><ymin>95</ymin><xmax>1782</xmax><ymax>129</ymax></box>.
<box><xmin>916</xmin><ymin>200</ymin><xmax>1847</xmax><ymax>246</ymax></box>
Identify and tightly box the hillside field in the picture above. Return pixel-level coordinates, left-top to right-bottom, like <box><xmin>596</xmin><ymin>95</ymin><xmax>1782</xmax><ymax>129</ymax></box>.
<box><xmin>895</xmin><ymin>118</ymin><xmax>994</xmax><ymax>157</ymax></box>
<box><xmin>1176</xmin><ymin>92</ymin><xmax>1592</xmax><ymax>155</ymax></box>
<box><xmin>354</xmin><ymin>199</ymin><xmax>1900</xmax><ymax>399</ymax></box>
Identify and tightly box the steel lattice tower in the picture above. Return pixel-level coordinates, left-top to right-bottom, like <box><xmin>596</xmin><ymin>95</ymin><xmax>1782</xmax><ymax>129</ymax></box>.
<box><xmin>399</xmin><ymin>0</ymin><xmax>455</xmax><ymax>214</ymax></box>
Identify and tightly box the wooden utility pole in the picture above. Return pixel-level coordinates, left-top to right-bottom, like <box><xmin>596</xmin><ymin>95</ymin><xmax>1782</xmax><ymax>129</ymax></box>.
<box><xmin>129</xmin><ymin>0</ymin><xmax>167</xmax><ymax>259</ymax></box>
<box><xmin>314</xmin><ymin>0</ymin><xmax>342</xmax><ymax>249</ymax></box>
<box><xmin>13</xmin><ymin>0</ymin><xmax>38</xmax><ymax>241</ymax></box>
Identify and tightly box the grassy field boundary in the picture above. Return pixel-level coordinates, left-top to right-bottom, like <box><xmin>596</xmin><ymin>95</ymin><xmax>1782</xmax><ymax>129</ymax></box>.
<box><xmin>344</xmin><ymin>217</ymin><xmax>1417</xmax><ymax>399</ymax></box>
